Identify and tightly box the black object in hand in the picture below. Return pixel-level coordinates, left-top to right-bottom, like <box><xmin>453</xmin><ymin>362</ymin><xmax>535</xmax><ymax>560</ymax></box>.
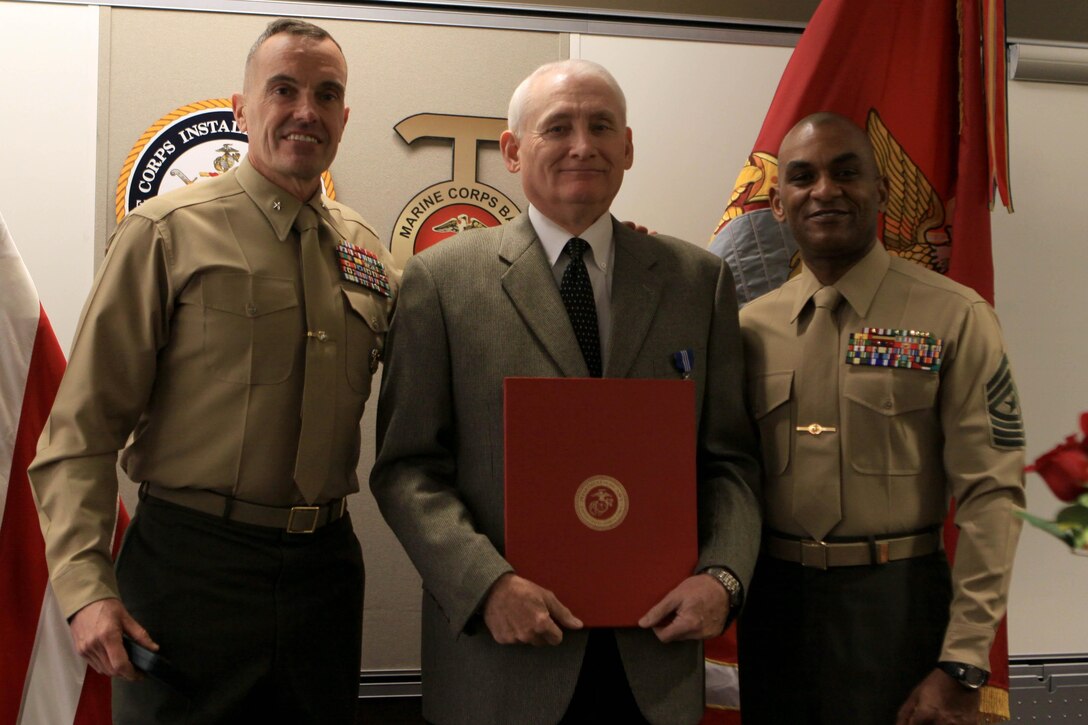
<box><xmin>122</xmin><ymin>634</ymin><xmax>185</xmax><ymax>691</ymax></box>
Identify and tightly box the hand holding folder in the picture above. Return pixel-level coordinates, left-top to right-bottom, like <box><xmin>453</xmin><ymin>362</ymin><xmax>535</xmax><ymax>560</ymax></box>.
<box><xmin>637</xmin><ymin>571</ymin><xmax>731</xmax><ymax>642</ymax></box>
<box><xmin>481</xmin><ymin>572</ymin><xmax>583</xmax><ymax>646</ymax></box>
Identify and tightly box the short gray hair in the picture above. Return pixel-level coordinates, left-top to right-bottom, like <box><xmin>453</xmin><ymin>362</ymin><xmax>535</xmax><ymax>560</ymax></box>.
<box><xmin>245</xmin><ymin>18</ymin><xmax>343</xmax><ymax>81</ymax></box>
<box><xmin>507</xmin><ymin>59</ymin><xmax>627</xmax><ymax>137</ymax></box>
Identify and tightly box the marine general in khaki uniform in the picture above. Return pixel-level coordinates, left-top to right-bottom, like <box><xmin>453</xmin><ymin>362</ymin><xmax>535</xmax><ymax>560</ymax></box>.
<box><xmin>736</xmin><ymin>113</ymin><xmax>1025</xmax><ymax>725</ymax></box>
<box><xmin>28</xmin><ymin>19</ymin><xmax>397</xmax><ymax>724</ymax></box>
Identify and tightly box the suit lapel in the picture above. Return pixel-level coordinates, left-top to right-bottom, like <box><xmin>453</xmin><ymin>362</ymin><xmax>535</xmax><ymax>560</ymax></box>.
<box><xmin>499</xmin><ymin>215</ymin><xmax>589</xmax><ymax>377</ymax></box>
<box><xmin>607</xmin><ymin>220</ymin><xmax>662</xmax><ymax>378</ymax></box>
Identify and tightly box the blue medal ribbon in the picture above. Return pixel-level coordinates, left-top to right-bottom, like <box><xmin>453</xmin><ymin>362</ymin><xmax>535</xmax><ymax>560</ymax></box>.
<box><xmin>673</xmin><ymin>349</ymin><xmax>695</xmax><ymax>379</ymax></box>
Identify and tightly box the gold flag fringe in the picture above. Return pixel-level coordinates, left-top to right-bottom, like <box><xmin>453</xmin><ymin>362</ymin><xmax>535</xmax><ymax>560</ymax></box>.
<box><xmin>979</xmin><ymin>684</ymin><xmax>1010</xmax><ymax>723</ymax></box>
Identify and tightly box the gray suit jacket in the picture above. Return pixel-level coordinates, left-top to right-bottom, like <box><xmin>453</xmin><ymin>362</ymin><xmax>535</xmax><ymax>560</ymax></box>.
<box><xmin>370</xmin><ymin>214</ymin><xmax>761</xmax><ymax>725</ymax></box>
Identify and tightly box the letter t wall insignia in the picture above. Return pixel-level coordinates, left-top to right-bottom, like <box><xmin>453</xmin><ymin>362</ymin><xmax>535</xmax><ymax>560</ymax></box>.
<box><xmin>391</xmin><ymin>114</ymin><xmax>521</xmax><ymax>267</ymax></box>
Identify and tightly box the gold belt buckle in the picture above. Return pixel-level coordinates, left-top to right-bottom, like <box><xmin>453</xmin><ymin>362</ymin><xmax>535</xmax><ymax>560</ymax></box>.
<box><xmin>799</xmin><ymin>540</ymin><xmax>830</xmax><ymax>570</ymax></box>
<box><xmin>287</xmin><ymin>505</ymin><xmax>321</xmax><ymax>534</ymax></box>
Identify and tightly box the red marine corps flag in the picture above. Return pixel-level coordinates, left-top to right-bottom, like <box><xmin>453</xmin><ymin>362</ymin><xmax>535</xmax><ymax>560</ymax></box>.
<box><xmin>705</xmin><ymin>0</ymin><xmax>1013</xmax><ymax>722</ymax></box>
<box><xmin>0</xmin><ymin>211</ymin><xmax>129</xmax><ymax>725</ymax></box>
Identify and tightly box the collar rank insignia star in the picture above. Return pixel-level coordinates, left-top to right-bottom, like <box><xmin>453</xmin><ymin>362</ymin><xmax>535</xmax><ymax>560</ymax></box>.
<box><xmin>845</xmin><ymin>327</ymin><xmax>942</xmax><ymax>372</ymax></box>
<box><xmin>336</xmin><ymin>242</ymin><xmax>392</xmax><ymax>298</ymax></box>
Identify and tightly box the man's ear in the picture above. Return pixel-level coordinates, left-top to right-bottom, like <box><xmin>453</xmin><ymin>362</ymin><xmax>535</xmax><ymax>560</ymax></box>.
<box><xmin>769</xmin><ymin>186</ymin><xmax>786</xmax><ymax>222</ymax></box>
<box><xmin>876</xmin><ymin>174</ymin><xmax>889</xmax><ymax>212</ymax></box>
<box><xmin>623</xmin><ymin>127</ymin><xmax>634</xmax><ymax>170</ymax></box>
<box><xmin>499</xmin><ymin>130</ymin><xmax>520</xmax><ymax>173</ymax></box>
<box><xmin>232</xmin><ymin>93</ymin><xmax>247</xmax><ymax>132</ymax></box>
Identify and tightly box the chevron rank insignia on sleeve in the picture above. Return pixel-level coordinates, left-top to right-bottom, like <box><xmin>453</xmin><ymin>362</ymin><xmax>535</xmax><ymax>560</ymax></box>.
<box><xmin>986</xmin><ymin>354</ymin><xmax>1025</xmax><ymax>449</ymax></box>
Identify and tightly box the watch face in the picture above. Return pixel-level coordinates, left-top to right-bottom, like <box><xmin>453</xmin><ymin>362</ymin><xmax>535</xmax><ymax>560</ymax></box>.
<box><xmin>941</xmin><ymin>662</ymin><xmax>987</xmax><ymax>689</ymax></box>
<box><xmin>963</xmin><ymin>667</ymin><xmax>987</xmax><ymax>688</ymax></box>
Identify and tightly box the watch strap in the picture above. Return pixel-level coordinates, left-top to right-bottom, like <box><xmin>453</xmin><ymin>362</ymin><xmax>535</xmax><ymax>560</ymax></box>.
<box><xmin>937</xmin><ymin>661</ymin><xmax>989</xmax><ymax>690</ymax></box>
<box><xmin>702</xmin><ymin>566</ymin><xmax>743</xmax><ymax>611</ymax></box>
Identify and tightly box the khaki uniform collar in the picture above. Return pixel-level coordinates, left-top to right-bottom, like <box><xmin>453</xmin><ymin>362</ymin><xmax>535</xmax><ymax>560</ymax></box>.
<box><xmin>234</xmin><ymin>158</ymin><xmax>325</xmax><ymax>242</ymax></box>
<box><xmin>790</xmin><ymin>241</ymin><xmax>891</xmax><ymax>322</ymax></box>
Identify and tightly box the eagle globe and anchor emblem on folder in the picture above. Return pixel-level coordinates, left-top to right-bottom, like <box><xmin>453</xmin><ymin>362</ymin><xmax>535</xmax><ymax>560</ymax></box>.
<box><xmin>574</xmin><ymin>475</ymin><xmax>629</xmax><ymax>531</ymax></box>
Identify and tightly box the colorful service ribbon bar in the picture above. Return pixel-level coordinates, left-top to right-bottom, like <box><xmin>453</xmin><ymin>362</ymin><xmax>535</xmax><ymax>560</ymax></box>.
<box><xmin>336</xmin><ymin>242</ymin><xmax>392</xmax><ymax>298</ymax></box>
<box><xmin>845</xmin><ymin>327</ymin><xmax>942</xmax><ymax>371</ymax></box>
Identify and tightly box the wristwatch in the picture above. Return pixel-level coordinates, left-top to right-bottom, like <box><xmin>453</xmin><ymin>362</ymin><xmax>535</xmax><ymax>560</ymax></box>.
<box><xmin>937</xmin><ymin>661</ymin><xmax>989</xmax><ymax>690</ymax></box>
<box><xmin>702</xmin><ymin>566</ymin><xmax>743</xmax><ymax>613</ymax></box>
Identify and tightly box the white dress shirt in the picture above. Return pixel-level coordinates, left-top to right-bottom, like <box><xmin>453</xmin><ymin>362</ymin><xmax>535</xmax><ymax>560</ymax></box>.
<box><xmin>528</xmin><ymin>204</ymin><xmax>614</xmax><ymax>372</ymax></box>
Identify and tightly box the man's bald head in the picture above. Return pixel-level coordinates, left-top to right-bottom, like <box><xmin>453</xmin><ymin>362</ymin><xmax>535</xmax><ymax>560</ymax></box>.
<box><xmin>779</xmin><ymin>113</ymin><xmax>880</xmax><ymax>174</ymax></box>
<box><xmin>770</xmin><ymin>112</ymin><xmax>888</xmax><ymax>284</ymax></box>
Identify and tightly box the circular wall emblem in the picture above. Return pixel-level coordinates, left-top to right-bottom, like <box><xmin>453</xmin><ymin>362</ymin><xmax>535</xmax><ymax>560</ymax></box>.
<box><xmin>390</xmin><ymin>181</ymin><xmax>517</xmax><ymax>268</ymax></box>
<box><xmin>574</xmin><ymin>476</ymin><xmax>629</xmax><ymax>532</ymax></box>
<box><xmin>115</xmin><ymin>99</ymin><xmax>334</xmax><ymax>222</ymax></box>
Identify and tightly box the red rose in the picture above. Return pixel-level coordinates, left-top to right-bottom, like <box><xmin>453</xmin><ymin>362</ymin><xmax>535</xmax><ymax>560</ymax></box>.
<box><xmin>1029</xmin><ymin>435</ymin><xmax>1088</xmax><ymax>502</ymax></box>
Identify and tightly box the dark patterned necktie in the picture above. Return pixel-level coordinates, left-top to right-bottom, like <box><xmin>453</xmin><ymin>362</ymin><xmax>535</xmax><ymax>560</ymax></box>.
<box><xmin>559</xmin><ymin>238</ymin><xmax>602</xmax><ymax>378</ymax></box>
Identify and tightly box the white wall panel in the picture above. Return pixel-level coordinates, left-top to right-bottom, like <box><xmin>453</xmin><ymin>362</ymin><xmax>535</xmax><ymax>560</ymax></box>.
<box><xmin>0</xmin><ymin>1</ymin><xmax>99</xmax><ymax>354</ymax></box>
<box><xmin>993</xmin><ymin>78</ymin><xmax>1088</xmax><ymax>657</ymax></box>
<box><xmin>578</xmin><ymin>34</ymin><xmax>791</xmax><ymax>246</ymax></box>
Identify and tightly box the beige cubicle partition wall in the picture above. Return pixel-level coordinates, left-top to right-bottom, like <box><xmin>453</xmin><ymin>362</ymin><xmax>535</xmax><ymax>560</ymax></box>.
<box><xmin>102</xmin><ymin>8</ymin><xmax>557</xmax><ymax>254</ymax></box>
<box><xmin>101</xmin><ymin>6</ymin><xmax>560</xmax><ymax>669</ymax></box>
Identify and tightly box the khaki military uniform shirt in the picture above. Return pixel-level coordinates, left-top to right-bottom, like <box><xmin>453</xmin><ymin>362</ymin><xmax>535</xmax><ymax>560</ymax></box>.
<box><xmin>29</xmin><ymin>159</ymin><xmax>398</xmax><ymax>619</ymax></box>
<box><xmin>740</xmin><ymin>242</ymin><xmax>1024</xmax><ymax>668</ymax></box>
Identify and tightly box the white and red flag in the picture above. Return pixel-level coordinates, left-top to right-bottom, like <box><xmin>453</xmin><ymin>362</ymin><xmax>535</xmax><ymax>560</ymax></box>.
<box><xmin>0</xmin><ymin>211</ymin><xmax>128</xmax><ymax>725</ymax></box>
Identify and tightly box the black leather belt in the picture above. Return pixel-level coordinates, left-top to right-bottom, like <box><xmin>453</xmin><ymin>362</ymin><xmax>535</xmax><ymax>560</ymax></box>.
<box><xmin>764</xmin><ymin>529</ymin><xmax>942</xmax><ymax>569</ymax></box>
<box><xmin>140</xmin><ymin>482</ymin><xmax>346</xmax><ymax>534</ymax></box>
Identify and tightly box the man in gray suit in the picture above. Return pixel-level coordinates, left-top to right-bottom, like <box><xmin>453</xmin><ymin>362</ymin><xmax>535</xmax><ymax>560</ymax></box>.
<box><xmin>370</xmin><ymin>59</ymin><xmax>761</xmax><ymax>724</ymax></box>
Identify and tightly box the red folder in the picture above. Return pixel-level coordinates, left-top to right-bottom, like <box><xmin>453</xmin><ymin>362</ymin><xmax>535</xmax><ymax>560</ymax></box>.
<box><xmin>503</xmin><ymin>377</ymin><xmax>697</xmax><ymax>627</ymax></box>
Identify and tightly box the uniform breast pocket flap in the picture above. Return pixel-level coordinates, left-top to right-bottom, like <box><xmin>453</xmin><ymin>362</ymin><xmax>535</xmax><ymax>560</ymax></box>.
<box><xmin>201</xmin><ymin>274</ymin><xmax>299</xmax><ymax>385</ymax></box>
<box><xmin>843</xmin><ymin>368</ymin><xmax>937</xmax><ymax>416</ymax></box>
<box><xmin>342</xmin><ymin>287</ymin><xmax>389</xmax><ymax>394</ymax></box>
<box><xmin>752</xmin><ymin>370</ymin><xmax>793</xmax><ymax>475</ymax></box>
<box><xmin>843</xmin><ymin>369</ymin><xmax>938</xmax><ymax>474</ymax></box>
<box><xmin>342</xmin><ymin>287</ymin><xmax>389</xmax><ymax>333</ymax></box>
